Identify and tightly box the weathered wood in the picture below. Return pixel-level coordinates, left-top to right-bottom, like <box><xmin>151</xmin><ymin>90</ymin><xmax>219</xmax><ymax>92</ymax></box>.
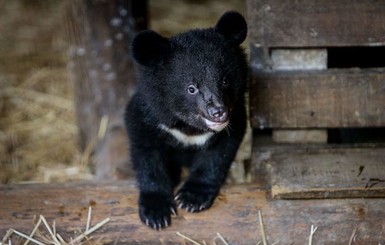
<box><xmin>252</xmin><ymin>144</ymin><xmax>385</xmax><ymax>199</ymax></box>
<box><xmin>247</xmin><ymin>0</ymin><xmax>385</xmax><ymax>48</ymax></box>
<box><xmin>272</xmin><ymin>129</ymin><xmax>327</xmax><ymax>144</ymax></box>
<box><xmin>66</xmin><ymin>0</ymin><xmax>147</xmax><ymax>179</ymax></box>
<box><xmin>271</xmin><ymin>49</ymin><xmax>327</xmax><ymax>71</ymax></box>
<box><xmin>250</xmin><ymin>69</ymin><xmax>385</xmax><ymax>128</ymax></box>
<box><xmin>1</xmin><ymin>181</ymin><xmax>385</xmax><ymax>244</ymax></box>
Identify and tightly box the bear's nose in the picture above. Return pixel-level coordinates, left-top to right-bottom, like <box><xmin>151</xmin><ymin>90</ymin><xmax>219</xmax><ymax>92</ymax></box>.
<box><xmin>207</xmin><ymin>106</ymin><xmax>228</xmax><ymax>123</ymax></box>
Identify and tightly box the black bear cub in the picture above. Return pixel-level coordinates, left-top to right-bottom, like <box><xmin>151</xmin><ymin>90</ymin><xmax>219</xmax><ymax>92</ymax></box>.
<box><xmin>125</xmin><ymin>11</ymin><xmax>248</xmax><ymax>229</ymax></box>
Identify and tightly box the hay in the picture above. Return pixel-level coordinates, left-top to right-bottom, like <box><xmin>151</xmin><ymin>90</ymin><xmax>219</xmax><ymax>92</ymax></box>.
<box><xmin>0</xmin><ymin>1</ymin><xmax>90</xmax><ymax>184</ymax></box>
<box><xmin>173</xmin><ymin>210</ymin><xmax>363</xmax><ymax>245</ymax></box>
<box><xmin>308</xmin><ymin>225</ymin><xmax>318</xmax><ymax>245</ymax></box>
<box><xmin>0</xmin><ymin>68</ymin><xmax>89</xmax><ymax>183</ymax></box>
<box><xmin>258</xmin><ymin>210</ymin><xmax>268</xmax><ymax>245</ymax></box>
<box><xmin>176</xmin><ymin>232</ymin><xmax>230</xmax><ymax>245</ymax></box>
<box><xmin>149</xmin><ymin>0</ymin><xmax>245</xmax><ymax>36</ymax></box>
<box><xmin>0</xmin><ymin>0</ymin><xmax>248</xmax><ymax>185</ymax></box>
<box><xmin>348</xmin><ymin>228</ymin><xmax>358</xmax><ymax>245</ymax></box>
<box><xmin>176</xmin><ymin>211</ymin><xmax>319</xmax><ymax>245</ymax></box>
<box><xmin>0</xmin><ymin>207</ymin><xmax>110</xmax><ymax>245</ymax></box>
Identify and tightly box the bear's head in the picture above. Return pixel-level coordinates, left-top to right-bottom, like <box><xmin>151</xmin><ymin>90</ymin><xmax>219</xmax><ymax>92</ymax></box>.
<box><xmin>132</xmin><ymin>11</ymin><xmax>247</xmax><ymax>132</ymax></box>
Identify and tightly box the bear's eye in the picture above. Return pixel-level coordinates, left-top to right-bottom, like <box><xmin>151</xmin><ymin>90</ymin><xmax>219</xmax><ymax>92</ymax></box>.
<box><xmin>222</xmin><ymin>78</ymin><xmax>229</xmax><ymax>88</ymax></box>
<box><xmin>187</xmin><ymin>85</ymin><xmax>199</xmax><ymax>95</ymax></box>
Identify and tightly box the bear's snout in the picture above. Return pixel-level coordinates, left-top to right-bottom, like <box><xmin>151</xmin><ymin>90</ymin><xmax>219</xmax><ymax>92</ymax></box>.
<box><xmin>207</xmin><ymin>106</ymin><xmax>228</xmax><ymax>123</ymax></box>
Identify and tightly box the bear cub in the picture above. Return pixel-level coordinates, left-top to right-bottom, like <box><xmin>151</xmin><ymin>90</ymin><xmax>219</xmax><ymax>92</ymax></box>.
<box><xmin>125</xmin><ymin>11</ymin><xmax>248</xmax><ymax>229</ymax></box>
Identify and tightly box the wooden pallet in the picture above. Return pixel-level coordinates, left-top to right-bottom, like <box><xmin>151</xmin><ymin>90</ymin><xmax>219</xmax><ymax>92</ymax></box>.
<box><xmin>248</xmin><ymin>0</ymin><xmax>385</xmax><ymax>128</ymax></box>
<box><xmin>252</xmin><ymin>143</ymin><xmax>385</xmax><ymax>199</ymax></box>
<box><xmin>247</xmin><ymin>0</ymin><xmax>385</xmax><ymax>199</ymax></box>
<box><xmin>248</xmin><ymin>0</ymin><xmax>385</xmax><ymax>129</ymax></box>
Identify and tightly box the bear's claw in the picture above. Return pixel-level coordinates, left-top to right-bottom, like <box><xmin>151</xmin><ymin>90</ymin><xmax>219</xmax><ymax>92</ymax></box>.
<box><xmin>175</xmin><ymin>187</ymin><xmax>216</xmax><ymax>213</ymax></box>
<box><xmin>139</xmin><ymin>193</ymin><xmax>176</xmax><ymax>230</ymax></box>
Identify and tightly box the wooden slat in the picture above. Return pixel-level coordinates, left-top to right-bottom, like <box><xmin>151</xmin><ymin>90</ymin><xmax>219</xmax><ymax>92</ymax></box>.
<box><xmin>1</xmin><ymin>181</ymin><xmax>385</xmax><ymax>244</ymax></box>
<box><xmin>252</xmin><ymin>134</ymin><xmax>385</xmax><ymax>199</ymax></box>
<box><xmin>250</xmin><ymin>69</ymin><xmax>385</xmax><ymax>128</ymax></box>
<box><xmin>261</xmin><ymin>147</ymin><xmax>385</xmax><ymax>199</ymax></box>
<box><xmin>247</xmin><ymin>0</ymin><xmax>385</xmax><ymax>48</ymax></box>
<box><xmin>272</xmin><ymin>129</ymin><xmax>327</xmax><ymax>143</ymax></box>
<box><xmin>270</xmin><ymin>49</ymin><xmax>327</xmax><ymax>71</ymax></box>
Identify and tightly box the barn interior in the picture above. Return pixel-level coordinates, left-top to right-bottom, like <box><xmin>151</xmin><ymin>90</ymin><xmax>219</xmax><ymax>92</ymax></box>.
<box><xmin>1</xmin><ymin>0</ymin><xmax>384</xmax><ymax>244</ymax></box>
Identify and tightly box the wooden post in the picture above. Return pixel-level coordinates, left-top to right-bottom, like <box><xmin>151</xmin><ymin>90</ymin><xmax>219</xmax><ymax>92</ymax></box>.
<box><xmin>66</xmin><ymin>0</ymin><xmax>147</xmax><ymax>179</ymax></box>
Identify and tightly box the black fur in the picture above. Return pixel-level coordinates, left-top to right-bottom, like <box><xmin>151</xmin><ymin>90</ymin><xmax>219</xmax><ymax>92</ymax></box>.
<box><xmin>125</xmin><ymin>11</ymin><xmax>248</xmax><ymax>229</ymax></box>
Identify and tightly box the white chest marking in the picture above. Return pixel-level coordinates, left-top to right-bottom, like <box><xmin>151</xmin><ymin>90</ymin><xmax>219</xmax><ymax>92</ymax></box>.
<box><xmin>159</xmin><ymin>124</ymin><xmax>214</xmax><ymax>146</ymax></box>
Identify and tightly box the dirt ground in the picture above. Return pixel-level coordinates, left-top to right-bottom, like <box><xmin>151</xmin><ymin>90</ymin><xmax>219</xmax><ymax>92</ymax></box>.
<box><xmin>0</xmin><ymin>0</ymin><xmax>246</xmax><ymax>183</ymax></box>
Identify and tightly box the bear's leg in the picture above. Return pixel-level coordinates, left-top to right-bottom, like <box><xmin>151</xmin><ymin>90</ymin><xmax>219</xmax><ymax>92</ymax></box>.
<box><xmin>134</xmin><ymin>150</ymin><xmax>178</xmax><ymax>229</ymax></box>
<box><xmin>175</xmin><ymin>138</ymin><xmax>240</xmax><ymax>213</ymax></box>
<box><xmin>167</xmin><ymin>160</ymin><xmax>182</xmax><ymax>188</ymax></box>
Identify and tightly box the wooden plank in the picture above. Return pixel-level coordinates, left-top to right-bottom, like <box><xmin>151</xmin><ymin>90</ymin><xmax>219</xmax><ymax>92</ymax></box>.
<box><xmin>250</xmin><ymin>69</ymin><xmax>385</xmax><ymax>128</ymax></box>
<box><xmin>272</xmin><ymin>129</ymin><xmax>327</xmax><ymax>144</ymax></box>
<box><xmin>251</xmin><ymin>145</ymin><xmax>385</xmax><ymax>199</ymax></box>
<box><xmin>1</xmin><ymin>181</ymin><xmax>385</xmax><ymax>244</ymax></box>
<box><xmin>247</xmin><ymin>0</ymin><xmax>385</xmax><ymax>48</ymax></box>
<box><xmin>271</xmin><ymin>49</ymin><xmax>327</xmax><ymax>71</ymax></box>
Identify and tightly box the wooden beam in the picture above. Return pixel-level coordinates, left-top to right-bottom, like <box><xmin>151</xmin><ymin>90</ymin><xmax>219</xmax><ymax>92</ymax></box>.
<box><xmin>250</xmin><ymin>69</ymin><xmax>385</xmax><ymax>128</ymax></box>
<box><xmin>247</xmin><ymin>0</ymin><xmax>385</xmax><ymax>48</ymax></box>
<box><xmin>252</xmin><ymin>144</ymin><xmax>385</xmax><ymax>199</ymax></box>
<box><xmin>66</xmin><ymin>0</ymin><xmax>147</xmax><ymax>179</ymax></box>
<box><xmin>1</xmin><ymin>181</ymin><xmax>385</xmax><ymax>244</ymax></box>
<box><xmin>271</xmin><ymin>49</ymin><xmax>327</xmax><ymax>71</ymax></box>
<box><xmin>272</xmin><ymin>129</ymin><xmax>327</xmax><ymax>144</ymax></box>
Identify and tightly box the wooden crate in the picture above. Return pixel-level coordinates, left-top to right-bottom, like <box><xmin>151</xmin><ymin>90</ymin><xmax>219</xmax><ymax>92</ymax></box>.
<box><xmin>248</xmin><ymin>0</ymin><xmax>385</xmax><ymax>129</ymax></box>
<box><xmin>247</xmin><ymin>0</ymin><xmax>385</xmax><ymax>198</ymax></box>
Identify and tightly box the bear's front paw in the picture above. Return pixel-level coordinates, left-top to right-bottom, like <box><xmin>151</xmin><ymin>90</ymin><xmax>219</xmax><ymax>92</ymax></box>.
<box><xmin>175</xmin><ymin>184</ymin><xmax>218</xmax><ymax>213</ymax></box>
<box><xmin>139</xmin><ymin>192</ymin><xmax>177</xmax><ymax>230</ymax></box>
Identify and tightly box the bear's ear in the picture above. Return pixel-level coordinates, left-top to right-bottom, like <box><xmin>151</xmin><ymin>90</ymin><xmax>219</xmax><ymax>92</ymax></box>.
<box><xmin>215</xmin><ymin>11</ymin><xmax>247</xmax><ymax>45</ymax></box>
<box><xmin>131</xmin><ymin>30</ymin><xmax>171</xmax><ymax>66</ymax></box>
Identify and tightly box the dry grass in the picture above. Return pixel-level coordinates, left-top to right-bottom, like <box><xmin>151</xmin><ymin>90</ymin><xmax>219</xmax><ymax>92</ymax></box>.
<box><xmin>0</xmin><ymin>1</ymin><xmax>89</xmax><ymax>183</ymax></box>
<box><xmin>1</xmin><ymin>209</ymin><xmax>310</xmax><ymax>245</ymax></box>
<box><xmin>0</xmin><ymin>68</ymin><xmax>88</xmax><ymax>183</ymax></box>
<box><xmin>149</xmin><ymin>0</ymin><xmax>245</xmax><ymax>36</ymax></box>
<box><xmin>0</xmin><ymin>207</ymin><xmax>109</xmax><ymax>245</ymax></box>
<box><xmin>175</xmin><ymin>210</ymin><xmax>319</xmax><ymax>245</ymax></box>
<box><xmin>0</xmin><ymin>0</ymin><xmax>247</xmax><ymax>184</ymax></box>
